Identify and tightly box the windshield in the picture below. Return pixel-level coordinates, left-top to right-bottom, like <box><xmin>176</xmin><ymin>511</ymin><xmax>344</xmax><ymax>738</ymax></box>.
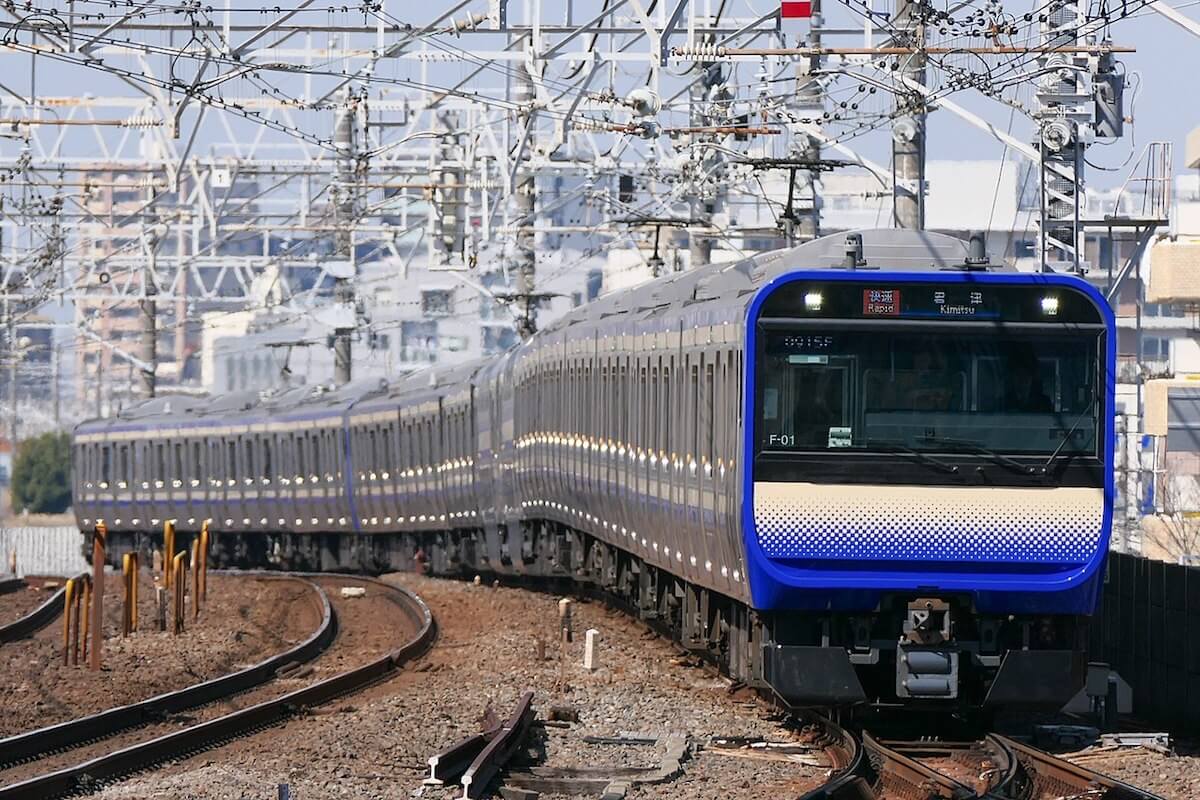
<box><xmin>757</xmin><ymin>328</ymin><xmax>1100</xmax><ymax>457</ymax></box>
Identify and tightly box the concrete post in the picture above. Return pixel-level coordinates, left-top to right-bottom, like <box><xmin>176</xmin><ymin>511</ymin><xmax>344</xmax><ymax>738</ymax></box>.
<box><xmin>558</xmin><ymin>597</ymin><xmax>573</xmax><ymax>644</ymax></box>
<box><xmin>891</xmin><ymin>0</ymin><xmax>926</xmax><ymax>230</ymax></box>
<box><xmin>583</xmin><ymin>629</ymin><xmax>600</xmax><ymax>671</ymax></box>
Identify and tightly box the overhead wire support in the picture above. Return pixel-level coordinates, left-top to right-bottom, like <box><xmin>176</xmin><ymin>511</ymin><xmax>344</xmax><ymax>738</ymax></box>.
<box><xmin>332</xmin><ymin>89</ymin><xmax>363</xmax><ymax>385</ymax></box>
<box><xmin>891</xmin><ymin>0</ymin><xmax>927</xmax><ymax>230</ymax></box>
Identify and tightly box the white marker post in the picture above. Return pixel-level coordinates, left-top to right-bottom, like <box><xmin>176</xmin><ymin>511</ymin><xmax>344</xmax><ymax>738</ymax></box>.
<box><xmin>584</xmin><ymin>628</ymin><xmax>600</xmax><ymax>671</ymax></box>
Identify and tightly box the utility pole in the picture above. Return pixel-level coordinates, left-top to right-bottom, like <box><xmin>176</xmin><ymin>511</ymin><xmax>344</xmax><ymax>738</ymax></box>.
<box><xmin>95</xmin><ymin>354</ymin><xmax>103</xmax><ymax>419</ymax></box>
<box><xmin>51</xmin><ymin>340</ymin><xmax>59</xmax><ymax>426</ymax></box>
<box><xmin>432</xmin><ymin>113</ymin><xmax>466</xmax><ymax>269</ymax></box>
<box><xmin>891</xmin><ymin>0</ymin><xmax>927</xmax><ymax>230</ymax></box>
<box><xmin>138</xmin><ymin>183</ymin><xmax>158</xmax><ymax>399</ymax></box>
<box><xmin>5</xmin><ymin>301</ymin><xmax>14</xmax><ymax>446</ymax></box>
<box><xmin>1035</xmin><ymin>0</ymin><xmax>1092</xmax><ymax>272</ymax></box>
<box><xmin>512</xmin><ymin>55</ymin><xmax>537</xmax><ymax>339</ymax></box>
<box><xmin>793</xmin><ymin>0</ymin><xmax>824</xmax><ymax>242</ymax></box>
<box><xmin>688</xmin><ymin>55</ymin><xmax>718</xmax><ymax>267</ymax></box>
<box><xmin>332</xmin><ymin>90</ymin><xmax>362</xmax><ymax>384</ymax></box>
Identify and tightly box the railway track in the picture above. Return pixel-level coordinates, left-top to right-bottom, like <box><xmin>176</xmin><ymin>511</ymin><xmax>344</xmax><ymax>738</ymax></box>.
<box><xmin>0</xmin><ymin>576</ymin><xmax>74</xmax><ymax>645</ymax></box>
<box><xmin>799</xmin><ymin>720</ymin><xmax>1169</xmax><ymax>800</ymax></box>
<box><xmin>0</xmin><ymin>573</ymin><xmax>435</xmax><ymax>799</ymax></box>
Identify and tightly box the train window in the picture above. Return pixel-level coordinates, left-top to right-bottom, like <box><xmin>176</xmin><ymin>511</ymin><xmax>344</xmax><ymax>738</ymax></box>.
<box><xmin>662</xmin><ymin>362</ymin><xmax>672</xmax><ymax>455</ymax></box>
<box><xmin>263</xmin><ymin>440</ymin><xmax>272</xmax><ymax>481</ymax></box>
<box><xmin>174</xmin><ymin>443</ymin><xmax>184</xmax><ymax>483</ymax></box>
<box><xmin>192</xmin><ymin>441</ymin><xmax>202</xmax><ymax>479</ymax></box>
<box><xmin>156</xmin><ymin>443</ymin><xmax>166</xmax><ymax>483</ymax></box>
<box><xmin>101</xmin><ymin>446</ymin><xmax>111</xmax><ymax>484</ymax></box>
<box><xmin>119</xmin><ymin>445</ymin><xmax>129</xmax><ymax>485</ymax></box>
<box><xmin>227</xmin><ymin>440</ymin><xmax>237</xmax><ymax>481</ymax></box>
<box><xmin>368</xmin><ymin>429</ymin><xmax>377</xmax><ymax>474</ymax></box>
<box><xmin>696</xmin><ymin>362</ymin><xmax>700</xmax><ymax>462</ymax></box>
<box><xmin>244</xmin><ymin>439</ymin><xmax>254</xmax><ymax>481</ymax></box>
<box><xmin>311</xmin><ymin>434</ymin><xmax>321</xmax><ymax>475</ymax></box>
<box><xmin>705</xmin><ymin>361</ymin><xmax>716</xmax><ymax>465</ymax></box>
<box><xmin>757</xmin><ymin>329</ymin><xmax>1099</xmax><ymax>456</ymax></box>
<box><xmin>297</xmin><ymin>433</ymin><xmax>307</xmax><ymax>477</ymax></box>
<box><xmin>383</xmin><ymin>427</ymin><xmax>393</xmax><ymax>475</ymax></box>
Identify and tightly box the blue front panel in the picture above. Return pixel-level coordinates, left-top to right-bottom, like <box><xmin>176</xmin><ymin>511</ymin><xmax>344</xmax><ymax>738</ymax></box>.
<box><xmin>741</xmin><ymin>270</ymin><xmax>1116</xmax><ymax>615</ymax></box>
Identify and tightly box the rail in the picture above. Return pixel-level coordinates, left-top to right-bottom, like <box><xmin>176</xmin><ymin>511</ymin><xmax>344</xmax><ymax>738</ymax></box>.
<box><xmin>460</xmin><ymin>691</ymin><xmax>535</xmax><ymax>800</ymax></box>
<box><xmin>996</xmin><ymin>734</ymin><xmax>1169</xmax><ymax>800</ymax></box>
<box><xmin>0</xmin><ymin>574</ymin><xmax>333</xmax><ymax>769</ymax></box>
<box><xmin>0</xmin><ymin>576</ymin><xmax>76</xmax><ymax>645</ymax></box>
<box><xmin>796</xmin><ymin>714</ymin><xmax>872</xmax><ymax>800</ymax></box>
<box><xmin>0</xmin><ymin>573</ymin><xmax>435</xmax><ymax>800</ymax></box>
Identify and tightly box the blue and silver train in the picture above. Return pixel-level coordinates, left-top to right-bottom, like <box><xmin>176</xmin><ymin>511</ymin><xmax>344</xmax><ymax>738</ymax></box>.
<box><xmin>72</xmin><ymin>229</ymin><xmax>1115</xmax><ymax>710</ymax></box>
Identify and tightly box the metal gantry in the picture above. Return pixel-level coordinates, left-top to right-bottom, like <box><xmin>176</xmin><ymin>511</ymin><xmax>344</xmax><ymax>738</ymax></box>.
<box><xmin>0</xmin><ymin>0</ymin><xmax>1168</xmax><ymax>423</ymax></box>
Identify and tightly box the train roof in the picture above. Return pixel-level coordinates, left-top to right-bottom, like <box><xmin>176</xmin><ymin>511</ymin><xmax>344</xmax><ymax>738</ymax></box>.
<box><xmin>73</xmin><ymin>229</ymin><xmax>1002</xmax><ymax>434</ymax></box>
<box><xmin>535</xmin><ymin>228</ymin><xmax>983</xmax><ymax>337</ymax></box>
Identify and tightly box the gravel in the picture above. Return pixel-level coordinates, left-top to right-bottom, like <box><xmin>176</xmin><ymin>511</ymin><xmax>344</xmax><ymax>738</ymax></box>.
<box><xmin>95</xmin><ymin>574</ymin><xmax>828</xmax><ymax>800</ymax></box>
<box><xmin>0</xmin><ymin>577</ymin><xmax>60</xmax><ymax>626</ymax></box>
<box><xmin>1065</xmin><ymin>746</ymin><xmax>1200</xmax><ymax>799</ymax></box>
<box><xmin>0</xmin><ymin>573</ymin><xmax>322</xmax><ymax>736</ymax></box>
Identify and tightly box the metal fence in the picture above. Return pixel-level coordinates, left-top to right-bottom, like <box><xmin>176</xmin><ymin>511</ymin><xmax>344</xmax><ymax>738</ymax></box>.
<box><xmin>1091</xmin><ymin>551</ymin><xmax>1200</xmax><ymax>735</ymax></box>
<box><xmin>0</xmin><ymin>526</ymin><xmax>87</xmax><ymax>578</ymax></box>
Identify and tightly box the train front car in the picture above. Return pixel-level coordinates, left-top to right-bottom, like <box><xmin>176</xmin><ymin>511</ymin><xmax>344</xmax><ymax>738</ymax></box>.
<box><xmin>745</xmin><ymin>267</ymin><xmax>1114</xmax><ymax>711</ymax></box>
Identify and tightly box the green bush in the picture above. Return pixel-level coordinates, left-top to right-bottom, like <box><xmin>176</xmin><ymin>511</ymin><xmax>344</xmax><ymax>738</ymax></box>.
<box><xmin>12</xmin><ymin>431</ymin><xmax>72</xmax><ymax>514</ymax></box>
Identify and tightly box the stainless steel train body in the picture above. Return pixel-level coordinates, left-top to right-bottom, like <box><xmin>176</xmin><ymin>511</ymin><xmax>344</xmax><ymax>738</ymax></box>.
<box><xmin>72</xmin><ymin>229</ymin><xmax>1116</xmax><ymax>710</ymax></box>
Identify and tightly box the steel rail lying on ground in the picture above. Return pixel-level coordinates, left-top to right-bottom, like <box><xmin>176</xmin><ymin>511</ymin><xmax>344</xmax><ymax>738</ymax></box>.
<box><xmin>0</xmin><ymin>575</ymin><xmax>334</xmax><ymax>778</ymax></box>
<box><xmin>0</xmin><ymin>573</ymin><xmax>435</xmax><ymax>800</ymax></box>
<box><xmin>460</xmin><ymin>691</ymin><xmax>534</xmax><ymax>800</ymax></box>
<box><xmin>0</xmin><ymin>576</ymin><xmax>77</xmax><ymax>645</ymax></box>
<box><xmin>995</xmin><ymin>733</ymin><xmax>1169</xmax><ymax>800</ymax></box>
<box><xmin>426</xmin><ymin>691</ymin><xmax>536</xmax><ymax>800</ymax></box>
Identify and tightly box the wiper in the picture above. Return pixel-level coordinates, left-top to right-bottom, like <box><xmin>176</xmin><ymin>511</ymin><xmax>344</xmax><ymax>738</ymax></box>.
<box><xmin>1041</xmin><ymin>400</ymin><xmax>1097</xmax><ymax>473</ymax></box>
<box><xmin>862</xmin><ymin>438</ymin><xmax>959</xmax><ymax>474</ymax></box>
<box><xmin>921</xmin><ymin>436</ymin><xmax>1044</xmax><ymax>477</ymax></box>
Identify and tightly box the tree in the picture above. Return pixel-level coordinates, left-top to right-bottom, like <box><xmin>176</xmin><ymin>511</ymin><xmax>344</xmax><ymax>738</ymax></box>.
<box><xmin>11</xmin><ymin>431</ymin><xmax>72</xmax><ymax>514</ymax></box>
<box><xmin>1144</xmin><ymin>458</ymin><xmax>1200</xmax><ymax>564</ymax></box>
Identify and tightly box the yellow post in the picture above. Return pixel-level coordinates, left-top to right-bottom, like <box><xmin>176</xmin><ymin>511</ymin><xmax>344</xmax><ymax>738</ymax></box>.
<box><xmin>62</xmin><ymin>578</ymin><xmax>75</xmax><ymax>666</ymax></box>
<box><xmin>199</xmin><ymin>519</ymin><xmax>211</xmax><ymax>603</ymax></box>
<box><xmin>163</xmin><ymin>520</ymin><xmax>176</xmax><ymax>589</ymax></box>
<box><xmin>130</xmin><ymin>551</ymin><xmax>139</xmax><ymax>632</ymax></box>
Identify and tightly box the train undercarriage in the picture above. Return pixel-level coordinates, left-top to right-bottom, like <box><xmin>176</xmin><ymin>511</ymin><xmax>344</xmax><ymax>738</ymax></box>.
<box><xmin>91</xmin><ymin>523</ymin><xmax>1087</xmax><ymax>715</ymax></box>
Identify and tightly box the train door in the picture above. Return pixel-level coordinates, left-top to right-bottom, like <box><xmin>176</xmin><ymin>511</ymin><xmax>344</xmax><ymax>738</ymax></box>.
<box><xmin>634</xmin><ymin>350</ymin><xmax>650</xmax><ymax>551</ymax></box>
<box><xmin>262</xmin><ymin>430</ymin><xmax>276</xmax><ymax>527</ymax></box>
<box><xmin>297</xmin><ymin>426</ymin><xmax>312</xmax><ymax>530</ymax></box>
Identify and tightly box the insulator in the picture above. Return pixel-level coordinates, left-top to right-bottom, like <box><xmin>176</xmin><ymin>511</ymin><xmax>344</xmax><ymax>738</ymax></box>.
<box><xmin>448</xmin><ymin>12</ymin><xmax>487</xmax><ymax>35</ymax></box>
<box><xmin>121</xmin><ymin>115</ymin><xmax>163</xmax><ymax>128</ymax></box>
<box><xmin>671</xmin><ymin>43</ymin><xmax>726</xmax><ymax>59</ymax></box>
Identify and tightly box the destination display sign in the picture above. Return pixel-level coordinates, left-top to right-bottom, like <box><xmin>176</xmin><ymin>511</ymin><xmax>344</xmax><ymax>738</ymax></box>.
<box><xmin>861</xmin><ymin>287</ymin><xmax>994</xmax><ymax>319</ymax></box>
<box><xmin>758</xmin><ymin>280</ymin><xmax>1104</xmax><ymax>325</ymax></box>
